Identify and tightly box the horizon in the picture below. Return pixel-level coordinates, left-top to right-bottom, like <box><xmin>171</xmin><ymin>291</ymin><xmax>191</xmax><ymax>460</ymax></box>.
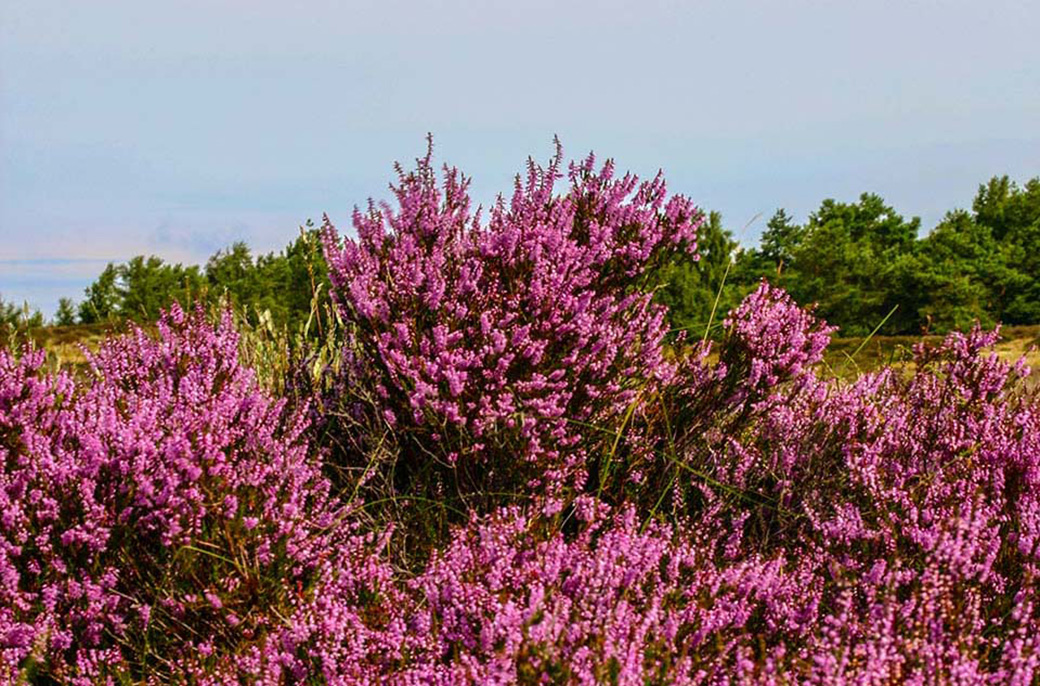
<box><xmin>3</xmin><ymin>0</ymin><xmax>1038</xmax><ymax>317</ymax></box>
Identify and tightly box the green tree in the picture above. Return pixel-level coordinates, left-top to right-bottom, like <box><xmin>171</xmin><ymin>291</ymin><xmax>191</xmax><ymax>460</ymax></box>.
<box><xmin>972</xmin><ymin>176</ymin><xmax>1040</xmax><ymax>324</ymax></box>
<box><xmin>268</xmin><ymin>225</ymin><xmax>330</xmax><ymax>330</ymax></box>
<box><xmin>905</xmin><ymin>210</ymin><xmax>1009</xmax><ymax>332</ymax></box>
<box><xmin>206</xmin><ymin>242</ymin><xmax>258</xmax><ymax>309</ymax></box>
<box><xmin>71</xmin><ymin>223</ymin><xmax>330</xmax><ymax>331</ymax></box>
<box><xmin>758</xmin><ymin>208</ymin><xmax>804</xmax><ymax>274</ymax></box>
<box><xmin>117</xmin><ymin>255</ymin><xmax>205</xmax><ymax>322</ymax></box>
<box><xmin>205</xmin><ymin>226</ymin><xmax>329</xmax><ymax>330</ymax></box>
<box><xmin>655</xmin><ymin>211</ymin><xmax>741</xmax><ymax>335</ymax></box>
<box><xmin>79</xmin><ymin>263</ymin><xmax>120</xmax><ymax>324</ymax></box>
<box><xmin>0</xmin><ymin>295</ymin><xmax>43</xmax><ymax>353</ymax></box>
<box><xmin>54</xmin><ymin>297</ymin><xmax>78</xmax><ymax>326</ymax></box>
<box><xmin>1001</xmin><ymin>219</ymin><xmax>1040</xmax><ymax>324</ymax></box>
<box><xmin>1</xmin><ymin>295</ymin><xmax>44</xmax><ymax>330</ymax></box>
<box><xmin>777</xmin><ymin>194</ymin><xmax>921</xmax><ymax>335</ymax></box>
<box><xmin>972</xmin><ymin>176</ymin><xmax>1040</xmax><ymax>241</ymax></box>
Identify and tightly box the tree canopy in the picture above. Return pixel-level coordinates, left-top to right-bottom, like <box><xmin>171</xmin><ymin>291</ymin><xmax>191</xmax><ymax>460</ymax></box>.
<box><xmin>37</xmin><ymin>174</ymin><xmax>1040</xmax><ymax>337</ymax></box>
<box><xmin>72</xmin><ymin>226</ymin><xmax>328</xmax><ymax>330</ymax></box>
<box><xmin>716</xmin><ymin>175</ymin><xmax>1040</xmax><ymax>336</ymax></box>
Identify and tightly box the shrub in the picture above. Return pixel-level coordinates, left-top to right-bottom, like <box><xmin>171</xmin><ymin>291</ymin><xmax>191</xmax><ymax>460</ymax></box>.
<box><xmin>0</xmin><ymin>306</ymin><xmax>395</xmax><ymax>682</ymax></box>
<box><xmin>282</xmin><ymin>276</ymin><xmax>1040</xmax><ymax>682</ymax></box>
<box><xmin>659</xmin><ymin>293</ymin><xmax>1040</xmax><ymax>680</ymax></box>
<box><xmin>395</xmin><ymin>502</ymin><xmax>811</xmax><ymax>684</ymax></box>
<box><xmin>319</xmin><ymin>141</ymin><xmax>701</xmax><ymax>524</ymax></box>
<box><xmin>5</xmin><ymin>142</ymin><xmax>1040</xmax><ymax>682</ymax></box>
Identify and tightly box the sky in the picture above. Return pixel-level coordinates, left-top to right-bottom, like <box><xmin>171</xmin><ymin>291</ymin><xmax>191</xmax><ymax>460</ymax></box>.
<box><xmin>2</xmin><ymin>0</ymin><xmax>1038</xmax><ymax>317</ymax></box>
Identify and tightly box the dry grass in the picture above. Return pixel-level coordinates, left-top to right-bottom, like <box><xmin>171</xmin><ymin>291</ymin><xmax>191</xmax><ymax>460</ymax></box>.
<box><xmin>1</xmin><ymin>321</ymin><xmax>140</xmax><ymax>375</ymax></box>
<box><xmin>11</xmin><ymin>321</ymin><xmax>1040</xmax><ymax>390</ymax></box>
<box><xmin>823</xmin><ymin>325</ymin><xmax>1040</xmax><ymax>384</ymax></box>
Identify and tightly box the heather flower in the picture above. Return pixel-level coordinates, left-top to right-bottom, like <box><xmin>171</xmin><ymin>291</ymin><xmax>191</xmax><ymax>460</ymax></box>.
<box><xmin>0</xmin><ymin>307</ymin><xmax>395</xmax><ymax>681</ymax></box>
<box><xmin>320</xmin><ymin>140</ymin><xmax>701</xmax><ymax>515</ymax></box>
<box><xmin>5</xmin><ymin>141</ymin><xmax>1040</xmax><ymax>683</ymax></box>
<box><xmin>661</xmin><ymin>310</ymin><xmax>1040</xmax><ymax>681</ymax></box>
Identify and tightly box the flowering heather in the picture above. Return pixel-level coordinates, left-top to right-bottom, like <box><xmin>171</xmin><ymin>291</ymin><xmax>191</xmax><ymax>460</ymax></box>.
<box><xmin>4</xmin><ymin>145</ymin><xmax>1040</xmax><ymax>682</ymax></box>
<box><xmin>293</xmin><ymin>281</ymin><xmax>1040</xmax><ymax>683</ymax></box>
<box><xmin>0</xmin><ymin>306</ymin><xmax>395</xmax><ymax>682</ymax></box>
<box><xmin>342</xmin><ymin>304</ymin><xmax>1039</xmax><ymax>683</ymax></box>
<box><xmin>395</xmin><ymin>504</ymin><xmax>814</xmax><ymax>685</ymax></box>
<box><xmin>662</xmin><ymin>302</ymin><xmax>1040</xmax><ymax>681</ymax></box>
<box><xmin>320</xmin><ymin>142</ymin><xmax>701</xmax><ymax>507</ymax></box>
<box><xmin>718</xmin><ymin>280</ymin><xmax>836</xmax><ymax>399</ymax></box>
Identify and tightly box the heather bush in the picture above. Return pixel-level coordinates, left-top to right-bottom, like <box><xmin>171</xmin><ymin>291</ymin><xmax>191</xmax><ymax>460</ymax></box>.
<box><xmin>281</xmin><ymin>276</ymin><xmax>1040</xmax><ymax>683</ymax></box>
<box><xmin>653</xmin><ymin>286</ymin><xmax>1040</xmax><ymax>680</ymax></box>
<box><xmin>0</xmin><ymin>306</ymin><xmax>396</xmax><ymax>682</ymax></box>
<box><xmin>590</xmin><ymin>281</ymin><xmax>837</xmax><ymax>514</ymax></box>
<box><xmin>394</xmin><ymin>502</ymin><xmax>813</xmax><ymax>685</ymax></box>
<box><xmin>350</xmin><ymin>288</ymin><xmax>1040</xmax><ymax>683</ymax></box>
<box><xmin>5</xmin><ymin>144</ymin><xmax>1040</xmax><ymax>683</ymax></box>
<box><xmin>318</xmin><ymin>141</ymin><xmax>701</xmax><ymax>534</ymax></box>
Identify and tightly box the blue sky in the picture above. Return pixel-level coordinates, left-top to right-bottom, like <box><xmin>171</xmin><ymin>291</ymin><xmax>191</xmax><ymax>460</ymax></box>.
<box><xmin>2</xmin><ymin>0</ymin><xmax>1038</xmax><ymax>317</ymax></box>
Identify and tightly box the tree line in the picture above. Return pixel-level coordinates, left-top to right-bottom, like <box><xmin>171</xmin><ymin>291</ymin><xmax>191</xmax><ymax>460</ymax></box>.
<box><xmin>2</xmin><ymin>223</ymin><xmax>329</xmax><ymax>333</ymax></box>
<box><xmin>2</xmin><ymin>174</ymin><xmax>1038</xmax><ymax>337</ymax></box>
<box><xmin>657</xmin><ymin>174</ymin><xmax>1040</xmax><ymax>336</ymax></box>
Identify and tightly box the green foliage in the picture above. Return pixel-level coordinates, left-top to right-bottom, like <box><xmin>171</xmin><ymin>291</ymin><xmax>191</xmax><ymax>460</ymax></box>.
<box><xmin>204</xmin><ymin>225</ymin><xmax>330</xmax><ymax>331</ymax></box>
<box><xmin>735</xmin><ymin>194</ymin><xmax>920</xmax><ymax>335</ymax></box>
<box><xmin>718</xmin><ymin>177</ymin><xmax>1040</xmax><ymax>335</ymax></box>
<box><xmin>78</xmin><ymin>263</ymin><xmax>120</xmax><ymax>324</ymax></box>
<box><xmin>904</xmin><ymin>210</ymin><xmax>1001</xmax><ymax>332</ymax></box>
<box><xmin>758</xmin><ymin>208</ymin><xmax>804</xmax><ymax>273</ymax></box>
<box><xmin>915</xmin><ymin>178</ymin><xmax>1040</xmax><ymax>329</ymax></box>
<box><xmin>74</xmin><ymin>224</ymin><xmax>330</xmax><ymax>333</ymax></box>
<box><xmin>996</xmin><ymin>182</ymin><xmax>1040</xmax><ymax>325</ymax></box>
<box><xmin>119</xmin><ymin>256</ymin><xmax>205</xmax><ymax>322</ymax></box>
<box><xmin>973</xmin><ymin>176</ymin><xmax>1040</xmax><ymax>240</ymax></box>
<box><xmin>653</xmin><ymin>211</ymin><xmax>744</xmax><ymax>336</ymax></box>
<box><xmin>1</xmin><ymin>295</ymin><xmax>44</xmax><ymax>330</ymax></box>
<box><xmin>54</xmin><ymin>297</ymin><xmax>77</xmax><ymax>326</ymax></box>
<box><xmin>0</xmin><ymin>295</ymin><xmax>44</xmax><ymax>352</ymax></box>
<box><xmin>78</xmin><ymin>258</ymin><xmax>203</xmax><ymax>324</ymax></box>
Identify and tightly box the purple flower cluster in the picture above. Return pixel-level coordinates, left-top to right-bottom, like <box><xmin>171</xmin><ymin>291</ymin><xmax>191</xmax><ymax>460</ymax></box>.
<box><xmin>0</xmin><ymin>306</ymin><xmax>394</xmax><ymax>682</ymax></box>
<box><xmin>719</xmin><ymin>280</ymin><xmax>836</xmax><ymax>398</ymax></box>
<box><xmin>398</xmin><ymin>505</ymin><xmax>810</xmax><ymax>684</ymax></box>
<box><xmin>4</xmin><ymin>145</ymin><xmax>1040</xmax><ymax>682</ymax></box>
<box><xmin>321</xmin><ymin>142</ymin><xmax>701</xmax><ymax>503</ymax></box>
<box><xmin>659</xmin><ymin>302</ymin><xmax>1040</xmax><ymax>682</ymax></box>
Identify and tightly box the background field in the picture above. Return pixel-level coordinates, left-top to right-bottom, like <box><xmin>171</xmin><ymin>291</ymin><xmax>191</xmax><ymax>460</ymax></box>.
<box><xmin>11</xmin><ymin>320</ymin><xmax>1039</xmax><ymax>387</ymax></box>
<box><xmin>823</xmin><ymin>324</ymin><xmax>1040</xmax><ymax>382</ymax></box>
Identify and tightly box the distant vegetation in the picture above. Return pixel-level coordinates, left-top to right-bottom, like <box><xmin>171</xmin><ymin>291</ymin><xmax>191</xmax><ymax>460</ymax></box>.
<box><xmin>2</xmin><ymin>222</ymin><xmax>330</xmax><ymax>338</ymax></box>
<box><xmin>658</xmin><ymin>174</ymin><xmax>1040</xmax><ymax>336</ymax></box>
<box><xmin>0</xmin><ymin>298</ymin><xmax>44</xmax><ymax>330</ymax></box>
<box><xmin>2</xmin><ymin>174</ymin><xmax>1038</xmax><ymax>342</ymax></box>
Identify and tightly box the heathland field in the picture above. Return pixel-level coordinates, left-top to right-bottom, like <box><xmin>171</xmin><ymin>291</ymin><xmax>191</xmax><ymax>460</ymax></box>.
<box><xmin>4</xmin><ymin>152</ymin><xmax>1040</xmax><ymax>683</ymax></box>
<box><xmin>824</xmin><ymin>324</ymin><xmax>1040</xmax><ymax>381</ymax></box>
